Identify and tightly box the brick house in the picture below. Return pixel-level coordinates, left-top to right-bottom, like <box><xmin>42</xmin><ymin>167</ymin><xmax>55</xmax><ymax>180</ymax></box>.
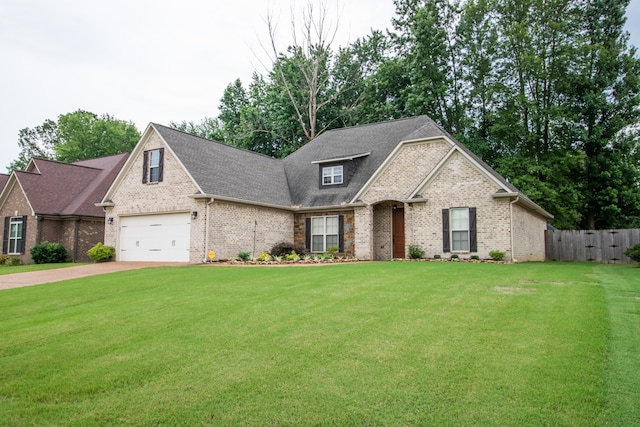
<box><xmin>99</xmin><ymin>116</ymin><xmax>552</xmax><ymax>263</ymax></box>
<box><xmin>0</xmin><ymin>154</ymin><xmax>129</xmax><ymax>263</ymax></box>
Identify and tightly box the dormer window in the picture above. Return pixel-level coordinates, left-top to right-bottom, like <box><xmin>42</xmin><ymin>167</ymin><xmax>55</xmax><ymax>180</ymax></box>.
<box><xmin>323</xmin><ymin>166</ymin><xmax>343</xmax><ymax>185</ymax></box>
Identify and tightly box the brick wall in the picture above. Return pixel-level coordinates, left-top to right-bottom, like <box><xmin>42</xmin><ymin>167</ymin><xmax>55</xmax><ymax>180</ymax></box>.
<box><xmin>0</xmin><ymin>182</ymin><xmax>36</xmax><ymax>263</ymax></box>
<box><xmin>293</xmin><ymin>210</ymin><xmax>355</xmax><ymax>256</ymax></box>
<box><xmin>512</xmin><ymin>203</ymin><xmax>546</xmax><ymax>261</ymax></box>
<box><xmin>353</xmin><ymin>205</ymin><xmax>373</xmax><ymax>260</ymax></box>
<box><xmin>373</xmin><ymin>202</ymin><xmax>393</xmax><ymax>260</ymax></box>
<box><xmin>209</xmin><ymin>201</ymin><xmax>293</xmax><ymax>260</ymax></box>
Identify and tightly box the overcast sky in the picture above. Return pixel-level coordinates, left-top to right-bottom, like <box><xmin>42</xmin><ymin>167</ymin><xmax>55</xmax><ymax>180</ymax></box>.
<box><xmin>1</xmin><ymin>0</ymin><xmax>639</xmax><ymax>172</ymax></box>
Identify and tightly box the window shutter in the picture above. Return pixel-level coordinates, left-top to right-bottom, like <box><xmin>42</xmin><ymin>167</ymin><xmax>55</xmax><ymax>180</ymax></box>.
<box><xmin>442</xmin><ymin>209</ymin><xmax>450</xmax><ymax>253</ymax></box>
<box><xmin>157</xmin><ymin>148</ymin><xmax>164</xmax><ymax>182</ymax></box>
<box><xmin>142</xmin><ymin>150</ymin><xmax>148</xmax><ymax>183</ymax></box>
<box><xmin>469</xmin><ymin>207</ymin><xmax>477</xmax><ymax>252</ymax></box>
<box><xmin>2</xmin><ymin>217</ymin><xmax>8</xmax><ymax>254</ymax></box>
<box><xmin>338</xmin><ymin>215</ymin><xmax>344</xmax><ymax>252</ymax></box>
<box><xmin>305</xmin><ymin>218</ymin><xmax>311</xmax><ymax>251</ymax></box>
<box><xmin>18</xmin><ymin>216</ymin><xmax>27</xmax><ymax>254</ymax></box>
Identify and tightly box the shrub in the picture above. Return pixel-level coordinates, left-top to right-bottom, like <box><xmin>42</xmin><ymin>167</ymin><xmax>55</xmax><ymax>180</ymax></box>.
<box><xmin>624</xmin><ymin>243</ymin><xmax>640</xmax><ymax>263</ymax></box>
<box><xmin>489</xmin><ymin>250</ymin><xmax>506</xmax><ymax>261</ymax></box>
<box><xmin>471</xmin><ymin>255</ymin><xmax>479</xmax><ymax>260</ymax></box>
<box><xmin>30</xmin><ymin>241</ymin><xmax>68</xmax><ymax>264</ymax></box>
<box><xmin>326</xmin><ymin>245</ymin><xmax>340</xmax><ymax>255</ymax></box>
<box><xmin>408</xmin><ymin>244</ymin><xmax>425</xmax><ymax>259</ymax></box>
<box><xmin>87</xmin><ymin>243</ymin><xmax>115</xmax><ymax>262</ymax></box>
<box><xmin>6</xmin><ymin>256</ymin><xmax>22</xmax><ymax>266</ymax></box>
<box><xmin>237</xmin><ymin>251</ymin><xmax>252</xmax><ymax>261</ymax></box>
<box><xmin>285</xmin><ymin>251</ymin><xmax>300</xmax><ymax>262</ymax></box>
<box><xmin>256</xmin><ymin>251</ymin><xmax>272</xmax><ymax>262</ymax></box>
<box><xmin>270</xmin><ymin>241</ymin><xmax>308</xmax><ymax>257</ymax></box>
<box><xmin>0</xmin><ymin>254</ymin><xmax>9</xmax><ymax>265</ymax></box>
<box><xmin>450</xmin><ymin>254</ymin><xmax>459</xmax><ymax>259</ymax></box>
<box><xmin>433</xmin><ymin>254</ymin><xmax>441</xmax><ymax>259</ymax></box>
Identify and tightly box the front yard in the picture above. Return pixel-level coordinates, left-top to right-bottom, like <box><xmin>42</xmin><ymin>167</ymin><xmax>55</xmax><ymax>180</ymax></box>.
<box><xmin>0</xmin><ymin>262</ymin><xmax>638</xmax><ymax>425</ymax></box>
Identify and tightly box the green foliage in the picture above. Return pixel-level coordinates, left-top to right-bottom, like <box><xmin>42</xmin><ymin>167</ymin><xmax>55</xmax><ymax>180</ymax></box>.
<box><xmin>326</xmin><ymin>245</ymin><xmax>340</xmax><ymax>255</ymax></box>
<box><xmin>450</xmin><ymin>254</ymin><xmax>459</xmax><ymax>259</ymax></box>
<box><xmin>255</xmin><ymin>251</ymin><xmax>272</xmax><ymax>262</ymax></box>
<box><xmin>471</xmin><ymin>255</ymin><xmax>480</xmax><ymax>260</ymax></box>
<box><xmin>237</xmin><ymin>251</ymin><xmax>252</xmax><ymax>261</ymax></box>
<box><xmin>408</xmin><ymin>244</ymin><xmax>425</xmax><ymax>259</ymax></box>
<box><xmin>9</xmin><ymin>110</ymin><xmax>140</xmax><ymax>172</ymax></box>
<box><xmin>0</xmin><ymin>254</ymin><xmax>9</xmax><ymax>265</ymax></box>
<box><xmin>623</xmin><ymin>243</ymin><xmax>640</xmax><ymax>263</ymax></box>
<box><xmin>6</xmin><ymin>256</ymin><xmax>22</xmax><ymax>266</ymax></box>
<box><xmin>284</xmin><ymin>251</ymin><xmax>300</xmax><ymax>262</ymax></box>
<box><xmin>87</xmin><ymin>243</ymin><xmax>115</xmax><ymax>262</ymax></box>
<box><xmin>30</xmin><ymin>242</ymin><xmax>68</xmax><ymax>264</ymax></box>
<box><xmin>433</xmin><ymin>254</ymin><xmax>441</xmax><ymax>259</ymax></box>
<box><xmin>489</xmin><ymin>250</ymin><xmax>506</xmax><ymax>261</ymax></box>
<box><xmin>270</xmin><ymin>241</ymin><xmax>308</xmax><ymax>257</ymax></box>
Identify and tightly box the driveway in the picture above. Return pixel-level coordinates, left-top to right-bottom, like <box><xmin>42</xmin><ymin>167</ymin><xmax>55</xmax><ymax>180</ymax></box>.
<box><xmin>0</xmin><ymin>262</ymin><xmax>188</xmax><ymax>291</ymax></box>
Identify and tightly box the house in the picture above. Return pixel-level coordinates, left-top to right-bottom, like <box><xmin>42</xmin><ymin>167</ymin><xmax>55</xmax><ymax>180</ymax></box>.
<box><xmin>99</xmin><ymin>116</ymin><xmax>552</xmax><ymax>263</ymax></box>
<box><xmin>0</xmin><ymin>153</ymin><xmax>129</xmax><ymax>263</ymax></box>
<box><xmin>0</xmin><ymin>174</ymin><xmax>9</xmax><ymax>194</ymax></box>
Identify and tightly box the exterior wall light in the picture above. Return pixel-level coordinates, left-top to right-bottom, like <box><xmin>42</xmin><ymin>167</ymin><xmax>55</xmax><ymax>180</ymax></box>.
<box><xmin>107</xmin><ymin>217</ymin><xmax>114</xmax><ymax>224</ymax></box>
<box><xmin>191</xmin><ymin>211</ymin><xmax>198</xmax><ymax>219</ymax></box>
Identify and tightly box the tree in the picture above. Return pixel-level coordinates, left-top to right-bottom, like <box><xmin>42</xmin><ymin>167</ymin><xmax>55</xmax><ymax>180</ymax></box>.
<box><xmin>8</xmin><ymin>110</ymin><xmax>140</xmax><ymax>172</ymax></box>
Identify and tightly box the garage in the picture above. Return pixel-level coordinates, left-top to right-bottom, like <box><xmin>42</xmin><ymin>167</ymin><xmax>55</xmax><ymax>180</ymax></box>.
<box><xmin>119</xmin><ymin>213</ymin><xmax>191</xmax><ymax>262</ymax></box>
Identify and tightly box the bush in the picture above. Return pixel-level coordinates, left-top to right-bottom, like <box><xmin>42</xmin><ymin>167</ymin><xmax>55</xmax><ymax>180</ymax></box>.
<box><xmin>489</xmin><ymin>250</ymin><xmax>506</xmax><ymax>261</ymax></box>
<box><xmin>0</xmin><ymin>254</ymin><xmax>9</xmax><ymax>265</ymax></box>
<box><xmin>433</xmin><ymin>254</ymin><xmax>441</xmax><ymax>259</ymax></box>
<box><xmin>237</xmin><ymin>251</ymin><xmax>252</xmax><ymax>261</ymax></box>
<box><xmin>87</xmin><ymin>242</ymin><xmax>115</xmax><ymax>262</ymax></box>
<box><xmin>624</xmin><ymin>243</ymin><xmax>640</xmax><ymax>263</ymax></box>
<box><xmin>270</xmin><ymin>241</ymin><xmax>308</xmax><ymax>257</ymax></box>
<box><xmin>30</xmin><ymin>241</ymin><xmax>68</xmax><ymax>264</ymax></box>
<box><xmin>326</xmin><ymin>245</ymin><xmax>339</xmax><ymax>255</ymax></box>
<box><xmin>256</xmin><ymin>251</ymin><xmax>271</xmax><ymax>262</ymax></box>
<box><xmin>471</xmin><ymin>255</ymin><xmax>479</xmax><ymax>260</ymax></box>
<box><xmin>408</xmin><ymin>244</ymin><xmax>425</xmax><ymax>259</ymax></box>
<box><xmin>450</xmin><ymin>254</ymin><xmax>459</xmax><ymax>259</ymax></box>
<box><xmin>285</xmin><ymin>251</ymin><xmax>300</xmax><ymax>262</ymax></box>
<box><xmin>6</xmin><ymin>256</ymin><xmax>22</xmax><ymax>266</ymax></box>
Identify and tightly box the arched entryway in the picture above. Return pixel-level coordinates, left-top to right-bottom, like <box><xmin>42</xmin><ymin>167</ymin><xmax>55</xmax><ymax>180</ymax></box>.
<box><xmin>372</xmin><ymin>200</ymin><xmax>406</xmax><ymax>260</ymax></box>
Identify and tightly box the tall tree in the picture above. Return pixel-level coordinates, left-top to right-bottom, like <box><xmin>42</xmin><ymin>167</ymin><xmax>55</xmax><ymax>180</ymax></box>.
<box><xmin>8</xmin><ymin>110</ymin><xmax>140</xmax><ymax>172</ymax></box>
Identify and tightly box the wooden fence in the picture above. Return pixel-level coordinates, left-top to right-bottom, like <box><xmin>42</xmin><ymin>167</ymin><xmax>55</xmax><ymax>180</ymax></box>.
<box><xmin>545</xmin><ymin>229</ymin><xmax>640</xmax><ymax>264</ymax></box>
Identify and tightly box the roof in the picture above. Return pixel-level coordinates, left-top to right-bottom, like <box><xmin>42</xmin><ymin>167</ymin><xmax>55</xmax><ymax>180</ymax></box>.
<box><xmin>7</xmin><ymin>153</ymin><xmax>128</xmax><ymax>217</ymax></box>
<box><xmin>153</xmin><ymin>124</ymin><xmax>292</xmax><ymax>207</ymax></box>
<box><xmin>0</xmin><ymin>174</ymin><xmax>8</xmax><ymax>193</ymax></box>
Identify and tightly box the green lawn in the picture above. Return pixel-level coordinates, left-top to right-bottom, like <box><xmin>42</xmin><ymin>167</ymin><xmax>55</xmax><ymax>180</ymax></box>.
<box><xmin>0</xmin><ymin>262</ymin><xmax>86</xmax><ymax>275</ymax></box>
<box><xmin>0</xmin><ymin>262</ymin><xmax>638</xmax><ymax>426</ymax></box>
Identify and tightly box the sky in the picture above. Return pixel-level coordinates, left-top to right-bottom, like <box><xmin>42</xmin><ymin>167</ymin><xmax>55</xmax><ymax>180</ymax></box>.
<box><xmin>1</xmin><ymin>0</ymin><xmax>639</xmax><ymax>173</ymax></box>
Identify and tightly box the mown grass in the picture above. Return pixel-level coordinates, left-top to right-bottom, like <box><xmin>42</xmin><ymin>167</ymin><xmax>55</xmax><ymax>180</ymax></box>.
<box><xmin>0</xmin><ymin>262</ymin><xmax>636</xmax><ymax>426</ymax></box>
<box><xmin>0</xmin><ymin>262</ymin><xmax>86</xmax><ymax>275</ymax></box>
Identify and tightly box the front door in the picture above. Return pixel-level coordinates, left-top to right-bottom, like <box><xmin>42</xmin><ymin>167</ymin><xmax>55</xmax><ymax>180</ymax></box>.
<box><xmin>392</xmin><ymin>207</ymin><xmax>405</xmax><ymax>258</ymax></box>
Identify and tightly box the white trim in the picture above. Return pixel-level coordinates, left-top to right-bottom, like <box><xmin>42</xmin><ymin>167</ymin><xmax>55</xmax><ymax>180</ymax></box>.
<box><xmin>0</xmin><ymin>175</ymin><xmax>36</xmax><ymax>216</ymax></box>
<box><xmin>310</xmin><ymin>215</ymin><xmax>339</xmax><ymax>252</ymax></box>
<box><xmin>322</xmin><ymin>165</ymin><xmax>343</xmax><ymax>185</ymax></box>
<box><xmin>311</xmin><ymin>152</ymin><xmax>370</xmax><ymax>164</ymax></box>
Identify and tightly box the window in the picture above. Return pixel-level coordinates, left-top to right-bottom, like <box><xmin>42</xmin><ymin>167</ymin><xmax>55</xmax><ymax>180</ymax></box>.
<box><xmin>322</xmin><ymin>166</ymin><xmax>343</xmax><ymax>185</ymax></box>
<box><xmin>310</xmin><ymin>216</ymin><xmax>339</xmax><ymax>252</ymax></box>
<box><xmin>142</xmin><ymin>148</ymin><xmax>164</xmax><ymax>183</ymax></box>
<box><xmin>451</xmin><ymin>208</ymin><xmax>469</xmax><ymax>251</ymax></box>
<box><xmin>442</xmin><ymin>208</ymin><xmax>477</xmax><ymax>253</ymax></box>
<box><xmin>3</xmin><ymin>216</ymin><xmax>26</xmax><ymax>255</ymax></box>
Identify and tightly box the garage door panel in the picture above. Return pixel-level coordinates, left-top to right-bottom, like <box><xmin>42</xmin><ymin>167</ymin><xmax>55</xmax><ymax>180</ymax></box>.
<box><xmin>119</xmin><ymin>214</ymin><xmax>191</xmax><ymax>262</ymax></box>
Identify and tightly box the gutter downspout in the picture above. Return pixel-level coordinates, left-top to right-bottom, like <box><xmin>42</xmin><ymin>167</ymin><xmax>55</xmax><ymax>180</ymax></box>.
<box><xmin>510</xmin><ymin>196</ymin><xmax>519</xmax><ymax>263</ymax></box>
<box><xmin>203</xmin><ymin>198</ymin><xmax>215</xmax><ymax>263</ymax></box>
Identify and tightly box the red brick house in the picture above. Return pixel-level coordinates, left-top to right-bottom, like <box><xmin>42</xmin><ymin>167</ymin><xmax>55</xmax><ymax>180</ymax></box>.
<box><xmin>0</xmin><ymin>154</ymin><xmax>128</xmax><ymax>263</ymax></box>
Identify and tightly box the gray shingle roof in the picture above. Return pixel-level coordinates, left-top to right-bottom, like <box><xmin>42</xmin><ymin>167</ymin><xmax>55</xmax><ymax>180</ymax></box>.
<box><xmin>283</xmin><ymin>115</ymin><xmax>450</xmax><ymax>206</ymax></box>
<box><xmin>153</xmin><ymin>124</ymin><xmax>292</xmax><ymax>207</ymax></box>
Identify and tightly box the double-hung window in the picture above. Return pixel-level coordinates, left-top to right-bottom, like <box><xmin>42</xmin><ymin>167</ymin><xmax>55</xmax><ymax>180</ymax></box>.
<box><xmin>322</xmin><ymin>166</ymin><xmax>343</xmax><ymax>185</ymax></box>
<box><xmin>3</xmin><ymin>216</ymin><xmax>25</xmax><ymax>254</ymax></box>
<box><xmin>451</xmin><ymin>208</ymin><xmax>470</xmax><ymax>251</ymax></box>
<box><xmin>311</xmin><ymin>216</ymin><xmax>339</xmax><ymax>252</ymax></box>
<box><xmin>442</xmin><ymin>207</ymin><xmax>477</xmax><ymax>253</ymax></box>
<box><xmin>143</xmin><ymin>148</ymin><xmax>164</xmax><ymax>183</ymax></box>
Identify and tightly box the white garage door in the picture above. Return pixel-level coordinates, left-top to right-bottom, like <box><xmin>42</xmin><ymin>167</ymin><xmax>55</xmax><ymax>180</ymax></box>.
<box><xmin>119</xmin><ymin>213</ymin><xmax>191</xmax><ymax>262</ymax></box>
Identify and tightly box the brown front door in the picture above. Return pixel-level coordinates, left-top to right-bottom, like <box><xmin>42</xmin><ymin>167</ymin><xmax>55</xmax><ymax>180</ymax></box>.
<box><xmin>393</xmin><ymin>207</ymin><xmax>405</xmax><ymax>258</ymax></box>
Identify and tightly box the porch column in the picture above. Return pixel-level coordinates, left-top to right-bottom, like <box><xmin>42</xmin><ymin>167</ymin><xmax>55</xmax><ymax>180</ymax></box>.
<box><xmin>354</xmin><ymin>204</ymin><xmax>373</xmax><ymax>260</ymax></box>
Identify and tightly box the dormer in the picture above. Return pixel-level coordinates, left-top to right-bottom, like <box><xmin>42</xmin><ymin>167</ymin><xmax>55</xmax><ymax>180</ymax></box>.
<box><xmin>312</xmin><ymin>152</ymin><xmax>370</xmax><ymax>189</ymax></box>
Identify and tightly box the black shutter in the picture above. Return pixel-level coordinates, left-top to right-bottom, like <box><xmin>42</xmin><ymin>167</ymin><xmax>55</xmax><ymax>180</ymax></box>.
<box><xmin>469</xmin><ymin>208</ymin><xmax>477</xmax><ymax>252</ymax></box>
<box><xmin>142</xmin><ymin>150</ymin><xmax>148</xmax><ymax>183</ymax></box>
<box><xmin>157</xmin><ymin>148</ymin><xmax>164</xmax><ymax>182</ymax></box>
<box><xmin>338</xmin><ymin>215</ymin><xmax>344</xmax><ymax>252</ymax></box>
<box><xmin>305</xmin><ymin>218</ymin><xmax>311</xmax><ymax>251</ymax></box>
<box><xmin>18</xmin><ymin>216</ymin><xmax>27</xmax><ymax>254</ymax></box>
<box><xmin>2</xmin><ymin>217</ymin><xmax>8</xmax><ymax>254</ymax></box>
<box><xmin>442</xmin><ymin>209</ymin><xmax>450</xmax><ymax>253</ymax></box>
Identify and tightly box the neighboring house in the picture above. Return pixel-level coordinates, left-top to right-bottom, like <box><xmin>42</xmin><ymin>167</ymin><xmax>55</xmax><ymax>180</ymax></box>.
<box><xmin>0</xmin><ymin>154</ymin><xmax>129</xmax><ymax>263</ymax></box>
<box><xmin>0</xmin><ymin>174</ymin><xmax>9</xmax><ymax>194</ymax></box>
<box><xmin>100</xmin><ymin>116</ymin><xmax>552</xmax><ymax>263</ymax></box>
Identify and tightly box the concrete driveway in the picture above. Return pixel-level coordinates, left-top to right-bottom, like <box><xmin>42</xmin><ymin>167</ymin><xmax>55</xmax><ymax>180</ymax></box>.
<box><xmin>0</xmin><ymin>262</ymin><xmax>188</xmax><ymax>291</ymax></box>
